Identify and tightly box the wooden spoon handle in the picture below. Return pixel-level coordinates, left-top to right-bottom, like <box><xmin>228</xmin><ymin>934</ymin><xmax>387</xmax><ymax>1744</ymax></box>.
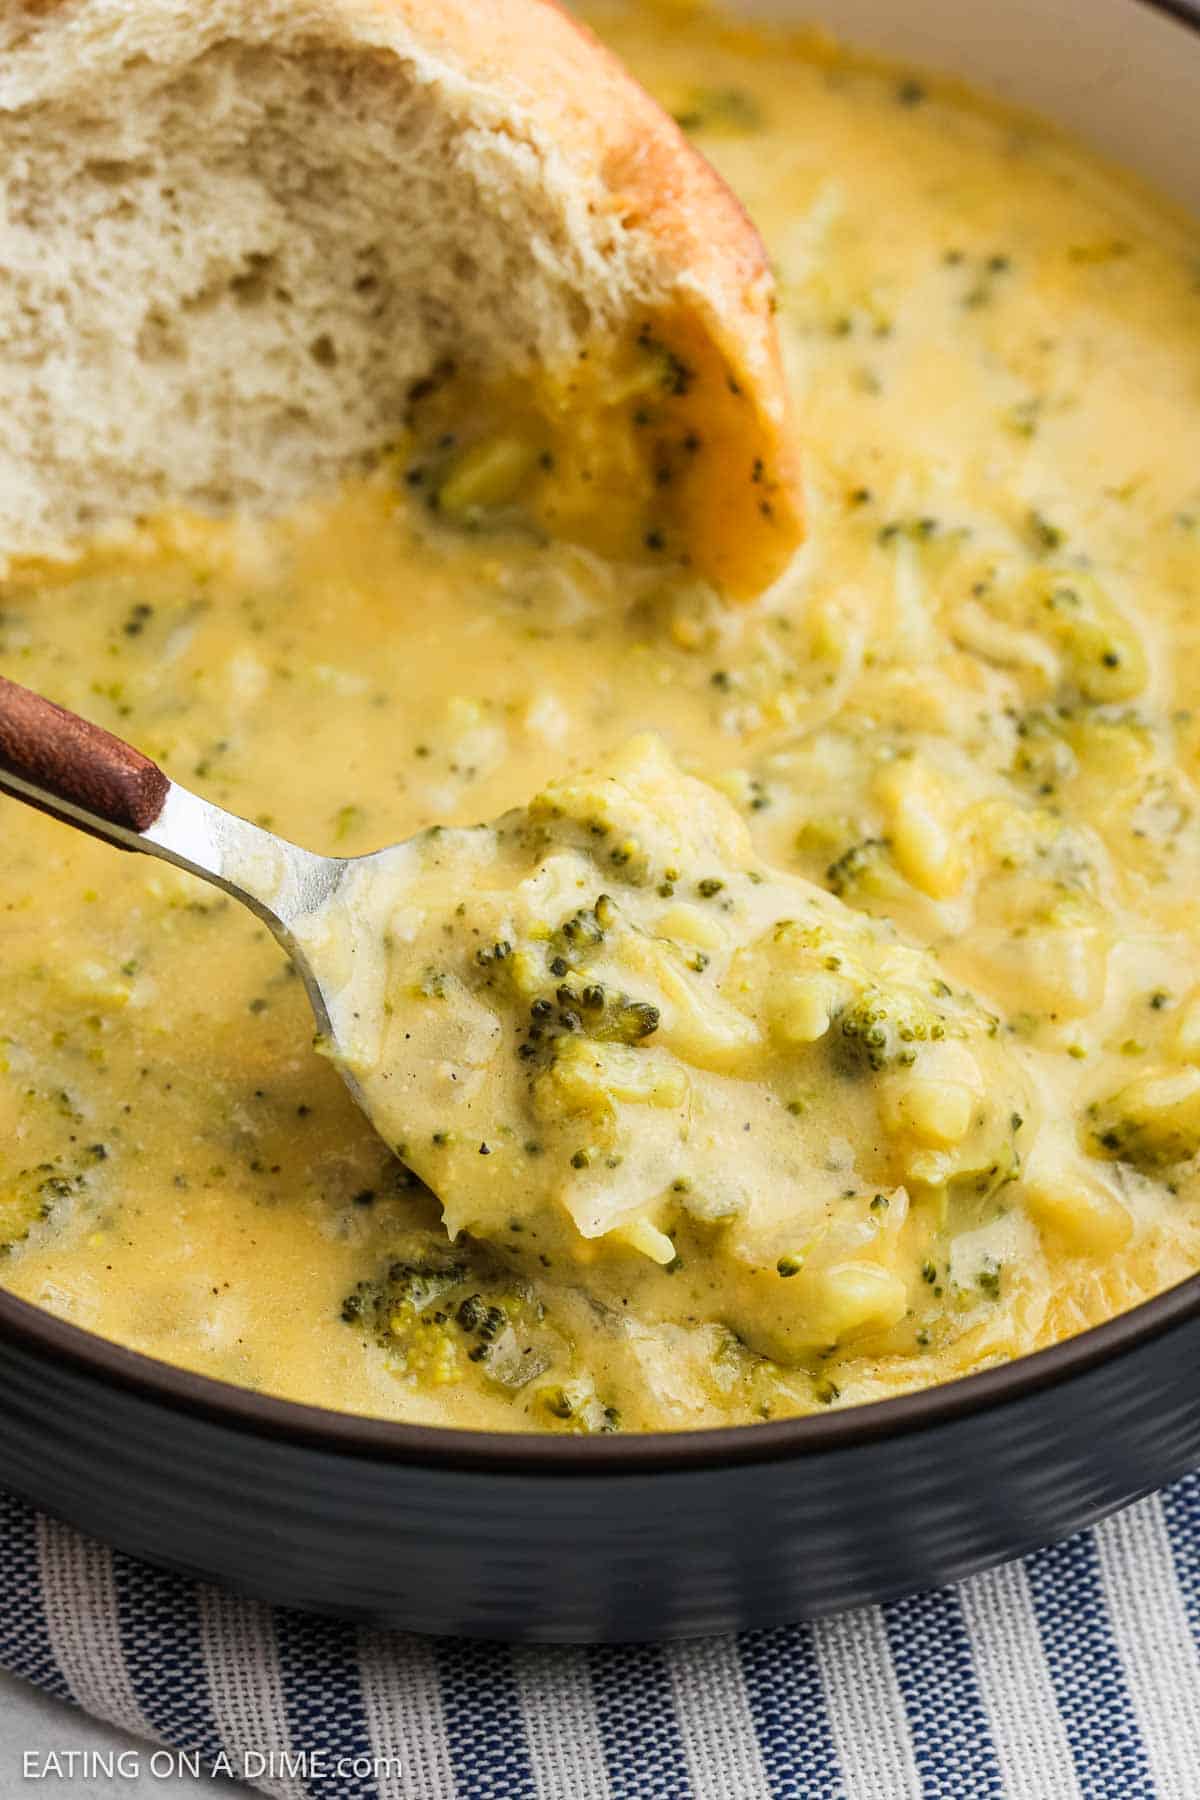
<box><xmin>0</xmin><ymin>674</ymin><xmax>169</xmax><ymax>841</ymax></box>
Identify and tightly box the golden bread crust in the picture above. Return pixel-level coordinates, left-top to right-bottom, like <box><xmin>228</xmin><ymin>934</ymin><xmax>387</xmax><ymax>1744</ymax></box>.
<box><xmin>344</xmin><ymin>0</ymin><xmax>803</xmax><ymax>592</ymax></box>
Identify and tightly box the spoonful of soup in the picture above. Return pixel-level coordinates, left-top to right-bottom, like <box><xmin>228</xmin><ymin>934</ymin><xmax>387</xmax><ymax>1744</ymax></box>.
<box><xmin>0</xmin><ymin>676</ymin><xmax>1037</xmax><ymax>1364</ymax></box>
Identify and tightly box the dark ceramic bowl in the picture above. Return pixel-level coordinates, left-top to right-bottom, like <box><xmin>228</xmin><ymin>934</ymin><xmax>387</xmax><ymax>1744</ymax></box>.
<box><xmin>2</xmin><ymin>1269</ymin><xmax>1200</xmax><ymax>1641</ymax></box>
<box><xmin>1</xmin><ymin>0</ymin><xmax>1199</xmax><ymax>1643</ymax></box>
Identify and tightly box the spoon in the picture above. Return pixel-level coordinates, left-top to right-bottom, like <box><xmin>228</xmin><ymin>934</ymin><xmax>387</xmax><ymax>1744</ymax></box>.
<box><xmin>0</xmin><ymin>672</ymin><xmax>374</xmax><ymax>1112</ymax></box>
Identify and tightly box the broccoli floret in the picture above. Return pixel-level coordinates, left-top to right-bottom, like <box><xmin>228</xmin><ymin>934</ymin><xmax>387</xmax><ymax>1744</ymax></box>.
<box><xmin>1085</xmin><ymin>1068</ymin><xmax>1200</xmax><ymax>1169</ymax></box>
<box><xmin>824</xmin><ymin>837</ymin><xmax>908</xmax><ymax>906</ymax></box>
<box><xmin>478</xmin><ymin>899</ymin><xmax>662</xmax><ymax>1071</ymax></box>
<box><xmin>833</xmin><ymin>984</ymin><xmax>948</xmax><ymax>1074</ymax></box>
<box><xmin>339</xmin><ymin>1232</ymin><xmax>554</xmax><ymax>1391</ymax></box>
<box><xmin>0</xmin><ymin>1159</ymin><xmax>88</xmax><ymax>1255</ymax></box>
<box><xmin>516</xmin><ymin>979</ymin><xmax>660</xmax><ymax>1067</ymax></box>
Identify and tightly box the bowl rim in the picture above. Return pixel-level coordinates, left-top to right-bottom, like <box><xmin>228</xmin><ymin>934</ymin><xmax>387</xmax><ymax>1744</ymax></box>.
<box><xmin>1</xmin><ymin>0</ymin><xmax>1198</xmax><ymax>1487</ymax></box>
<box><xmin>2</xmin><ymin>1264</ymin><xmax>1199</xmax><ymax>1474</ymax></box>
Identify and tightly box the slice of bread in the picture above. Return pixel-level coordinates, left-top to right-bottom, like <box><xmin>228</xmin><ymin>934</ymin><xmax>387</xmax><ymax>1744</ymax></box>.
<box><xmin>0</xmin><ymin>0</ymin><xmax>802</xmax><ymax>595</ymax></box>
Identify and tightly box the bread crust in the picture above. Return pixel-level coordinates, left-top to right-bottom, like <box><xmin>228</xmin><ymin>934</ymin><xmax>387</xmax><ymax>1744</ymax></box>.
<box><xmin>358</xmin><ymin>0</ymin><xmax>803</xmax><ymax>589</ymax></box>
<box><xmin>372</xmin><ymin>0</ymin><xmax>785</xmax><ymax>390</ymax></box>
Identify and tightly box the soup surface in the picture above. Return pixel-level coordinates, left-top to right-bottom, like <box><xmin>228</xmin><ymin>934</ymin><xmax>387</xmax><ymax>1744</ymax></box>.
<box><xmin>3</xmin><ymin>6</ymin><xmax>1200</xmax><ymax>1432</ymax></box>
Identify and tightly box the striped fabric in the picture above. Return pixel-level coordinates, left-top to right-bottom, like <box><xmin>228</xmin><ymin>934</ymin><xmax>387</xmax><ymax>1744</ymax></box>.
<box><xmin>6</xmin><ymin>1481</ymin><xmax>1200</xmax><ymax>1798</ymax></box>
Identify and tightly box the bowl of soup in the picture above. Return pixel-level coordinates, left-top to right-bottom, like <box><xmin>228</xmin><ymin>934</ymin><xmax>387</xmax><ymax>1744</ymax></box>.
<box><xmin>1</xmin><ymin>0</ymin><xmax>1199</xmax><ymax>1640</ymax></box>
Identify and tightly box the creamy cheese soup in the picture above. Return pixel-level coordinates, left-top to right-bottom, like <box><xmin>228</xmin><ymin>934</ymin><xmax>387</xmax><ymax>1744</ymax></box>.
<box><xmin>3</xmin><ymin>6</ymin><xmax>1200</xmax><ymax>1432</ymax></box>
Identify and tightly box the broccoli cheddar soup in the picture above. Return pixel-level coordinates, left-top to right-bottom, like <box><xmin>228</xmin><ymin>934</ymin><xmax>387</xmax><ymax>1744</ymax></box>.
<box><xmin>4</xmin><ymin>10</ymin><xmax>1200</xmax><ymax>1433</ymax></box>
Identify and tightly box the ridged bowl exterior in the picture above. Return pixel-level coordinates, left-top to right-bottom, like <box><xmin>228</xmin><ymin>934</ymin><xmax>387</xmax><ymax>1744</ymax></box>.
<box><xmin>0</xmin><ymin>0</ymin><xmax>1199</xmax><ymax>1645</ymax></box>
<box><xmin>1</xmin><ymin>1279</ymin><xmax>1199</xmax><ymax>1641</ymax></box>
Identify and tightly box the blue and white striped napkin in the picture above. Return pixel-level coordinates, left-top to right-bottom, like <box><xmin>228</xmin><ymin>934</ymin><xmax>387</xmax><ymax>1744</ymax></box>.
<box><xmin>4</xmin><ymin>1476</ymin><xmax>1200</xmax><ymax>1798</ymax></box>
